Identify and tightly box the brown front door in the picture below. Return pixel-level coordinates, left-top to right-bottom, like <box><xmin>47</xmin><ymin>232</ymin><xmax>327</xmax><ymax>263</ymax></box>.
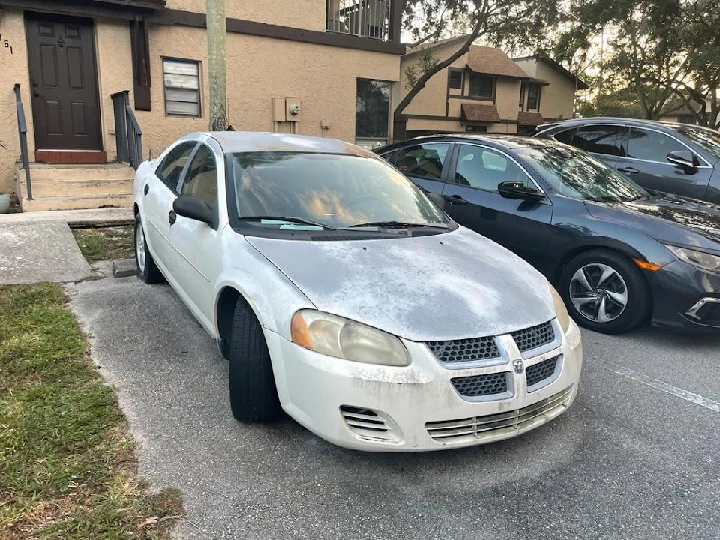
<box><xmin>25</xmin><ymin>13</ymin><xmax>103</xmax><ymax>151</ymax></box>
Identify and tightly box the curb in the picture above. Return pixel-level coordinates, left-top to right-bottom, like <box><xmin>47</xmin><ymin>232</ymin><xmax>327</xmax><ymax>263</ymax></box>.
<box><xmin>112</xmin><ymin>259</ymin><xmax>136</xmax><ymax>278</ymax></box>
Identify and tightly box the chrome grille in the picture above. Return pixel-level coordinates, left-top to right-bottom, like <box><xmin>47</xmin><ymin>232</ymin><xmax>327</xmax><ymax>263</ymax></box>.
<box><xmin>526</xmin><ymin>356</ymin><xmax>559</xmax><ymax>389</ymax></box>
<box><xmin>511</xmin><ymin>321</ymin><xmax>555</xmax><ymax>353</ymax></box>
<box><xmin>426</xmin><ymin>386</ymin><xmax>573</xmax><ymax>444</ymax></box>
<box><xmin>426</xmin><ymin>336</ymin><xmax>499</xmax><ymax>364</ymax></box>
<box><xmin>451</xmin><ymin>372</ymin><xmax>508</xmax><ymax>398</ymax></box>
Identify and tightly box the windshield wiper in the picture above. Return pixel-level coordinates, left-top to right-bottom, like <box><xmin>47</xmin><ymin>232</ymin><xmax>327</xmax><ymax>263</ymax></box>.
<box><xmin>239</xmin><ymin>216</ymin><xmax>335</xmax><ymax>229</ymax></box>
<box><xmin>347</xmin><ymin>220</ymin><xmax>449</xmax><ymax>229</ymax></box>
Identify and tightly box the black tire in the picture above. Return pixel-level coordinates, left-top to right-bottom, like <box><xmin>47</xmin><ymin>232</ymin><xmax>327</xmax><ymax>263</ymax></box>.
<box><xmin>134</xmin><ymin>214</ymin><xmax>164</xmax><ymax>284</ymax></box>
<box><xmin>228</xmin><ymin>298</ymin><xmax>281</xmax><ymax>422</ymax></box>
<box><xmin>559</xmin><ymin>249</ymin><xmax>651</xmax><ymax>334</ymax></box>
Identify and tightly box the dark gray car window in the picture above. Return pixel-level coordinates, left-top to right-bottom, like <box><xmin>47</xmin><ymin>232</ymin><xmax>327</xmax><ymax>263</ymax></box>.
<box><xmin>156</xmin><ymin>142</ymin><xmax>196</xmax><ymax>193</ymax></box>
<box><xmin>553</xmin><ymin>128</ymin><xmax>576</xmax><ymax>145</ymax></box>
<box><xmin>571</xmin><ymin>125</ymin><xmax>627</xmax><ymax>156</ymax></box>
<box><xmin>454</xmin><ymin>145</ymin><xmax>529</xmax><ymax>191</ymax></box>
<box><xmin>395</xmin><ymin>143</ymin><xmax>450</xmax><ymax>181</ymax></box>
<box><xmin>627</xmin><ymin>128</ymin><xmax>686</xmax><ymax>162</ymax></box>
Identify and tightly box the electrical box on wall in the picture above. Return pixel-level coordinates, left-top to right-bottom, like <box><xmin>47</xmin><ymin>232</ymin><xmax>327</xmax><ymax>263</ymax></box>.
<box><xmin>286</xmin><ymin>98</ymin><xmax>302</xmax><ymax>122</ymax></box>
<box><xmin>272</xmin><ymin>97</ymin><xmax>286</xmax><ymax>122</ymax></box>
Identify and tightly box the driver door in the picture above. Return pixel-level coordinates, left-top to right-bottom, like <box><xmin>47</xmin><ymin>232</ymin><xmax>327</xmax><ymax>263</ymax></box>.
<box><xmin>168</xmin><ymin>142</ymin><xmax>223</xmax><ymax>328</ymax></box>
<box><xmin>440</xmin><ymin>143</ymin><xmax>556</xmax><ymax>274</ymax></box>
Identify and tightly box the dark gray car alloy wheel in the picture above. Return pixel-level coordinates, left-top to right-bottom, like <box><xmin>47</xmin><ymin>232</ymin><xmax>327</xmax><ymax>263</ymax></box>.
<box><xmin>570</xmin><ymin>263</ymin><xmax>629</xmax><ymax>323</ymax></box>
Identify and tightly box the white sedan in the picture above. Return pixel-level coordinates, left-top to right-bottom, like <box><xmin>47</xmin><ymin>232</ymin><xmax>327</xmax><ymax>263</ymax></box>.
<box><xmin>133</xmin><ymin>131</ymin><xmax>583</xmax><ymax>452</ymax></box>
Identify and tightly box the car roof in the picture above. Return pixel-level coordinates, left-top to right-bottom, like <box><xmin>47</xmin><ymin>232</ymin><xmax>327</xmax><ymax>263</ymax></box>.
<box><xmin>539</xmin><ymin>117</ymin><xmax>691</xmax><ymax>132</ymax></box>
<box><xmin>384</xmin><ymin>134</ymin><xmax>561</xmax><ymax>152</ymax></box>
<box><xmin>184</xmin><ymin>131</ymin><xmax>376</xmax><ymax>157</ymax></box>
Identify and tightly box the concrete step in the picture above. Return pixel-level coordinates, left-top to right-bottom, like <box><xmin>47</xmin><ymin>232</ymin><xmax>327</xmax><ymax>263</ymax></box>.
<box><xmin>21</xmin><ymin>194</ymin><xmax>133</xmax><ymax>212</ymax></box>
<box><xmin>16</xmin><ymin>162</ymin><xmax>135</xmax><ymax>182</ymax></box>
<box><xmin>19</xmin><ymin>178</ymin><xmax>133</xmax><ymax>199</ymax></box>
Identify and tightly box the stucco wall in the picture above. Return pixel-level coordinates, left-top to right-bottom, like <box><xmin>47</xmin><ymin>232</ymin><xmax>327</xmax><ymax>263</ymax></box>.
<box><xmin>165</xmin><ymin>0</ymin><xmax>327</xmax><ymax>31</ymax></box>
<box><xmin>0</xmin><ymin>8</ymin><xmax>34</xmax><ymax>194</ymax></box>
<box><xmin>533</xmin><ymin>63</ymin><xmax>575</xmax><ymax>121</ymax></box>
<box><xmin>495</xmin><ymin>79</ymin><xmax>521</xmax><ymax>121</ymax></box>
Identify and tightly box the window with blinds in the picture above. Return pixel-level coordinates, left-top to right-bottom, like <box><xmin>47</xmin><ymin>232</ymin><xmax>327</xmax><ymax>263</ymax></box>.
<box><xmin>163</xmin><ymin>58</ymin><xmax>201</xmax><ymax>117</ymax></box>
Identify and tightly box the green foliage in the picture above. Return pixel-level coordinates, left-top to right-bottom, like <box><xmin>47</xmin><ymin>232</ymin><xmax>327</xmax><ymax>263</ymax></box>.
<box><xmin>0</xmin><ymin>283</ymin><xmax>183</xmax><ymax>538</ymax></box>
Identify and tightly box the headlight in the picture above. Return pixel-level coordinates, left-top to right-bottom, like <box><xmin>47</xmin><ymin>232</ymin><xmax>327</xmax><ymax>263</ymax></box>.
<box><xmin>290</xmin><ymin>310</ymin><xmax>410</xmax><ymax>367</ymax></box>
<box><xmin>549</xmin><ymin>283</ymin><xmax>571</xmax><ymax>333</ymax></box>
<box><xmin>666</xmin><ymin>245</ymin><xmax>720</xmax><ymax>273</ymax></box>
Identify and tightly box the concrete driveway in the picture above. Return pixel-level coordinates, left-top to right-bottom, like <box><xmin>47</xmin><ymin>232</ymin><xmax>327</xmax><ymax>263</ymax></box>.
<box><xmin>68</xmin><ymin>271</ymin><xmax>720</xmax><ymax>540</ymax></box>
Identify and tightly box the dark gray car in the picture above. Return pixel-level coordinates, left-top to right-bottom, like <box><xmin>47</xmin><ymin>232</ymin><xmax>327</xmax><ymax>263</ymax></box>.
<box><xmin>535</xmin><ymin>118</ymin><xmax>720</xmax><ymax>204</ymax></box>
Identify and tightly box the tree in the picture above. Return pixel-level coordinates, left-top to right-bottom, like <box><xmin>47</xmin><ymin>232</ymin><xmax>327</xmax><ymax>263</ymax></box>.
<box><xmin>207</xmin><ymin>0</ymin><xmax>227</xmax><ymax>131</ymax></box>
<box><xmin>396</xmin><ymin>0</ymin><xmax>562</xmax><ymax>121</ymax></box>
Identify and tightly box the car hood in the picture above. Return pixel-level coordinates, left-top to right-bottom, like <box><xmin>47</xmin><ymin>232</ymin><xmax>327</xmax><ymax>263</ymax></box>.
<box><xmin>245</xmin><ymin>227</ymin><xmax>555</xmax><ymax>342</ymax></box>
<box><xmin>584</xmin><ymin>194</ymin><xmax>720</xmax><ymax>253</ymax></box>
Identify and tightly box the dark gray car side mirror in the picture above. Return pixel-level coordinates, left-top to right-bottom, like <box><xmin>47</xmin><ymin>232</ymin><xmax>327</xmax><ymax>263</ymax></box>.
<box><xmin>498</xmin><ymin>181</ymin><xmax>545</xmax><ymax>202</ymax></box>
<box><xmin>667</xmin><ymin>150</ymin><xmax>699</xmax><ymax>172</ymax></box>
<box><xmin>173</xmin><ymin>196</ymin><xmax>215</xmax><ymax>227</ymax></box>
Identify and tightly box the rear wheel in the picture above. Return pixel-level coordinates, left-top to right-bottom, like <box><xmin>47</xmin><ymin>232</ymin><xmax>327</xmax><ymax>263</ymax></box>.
<box><xmin>134</xmin><ymin>214</ymin><xmax>163</xmax><ymax>284</ymax></box>
<box><xmin>228</xmin><ymin>298</ymin><xmax>281</xmax><ymax>423</ymax></box>
<box><xmin>559</xmin><ymin>249</ymin><xmax>651</xmax><ymax>334</ymax></box>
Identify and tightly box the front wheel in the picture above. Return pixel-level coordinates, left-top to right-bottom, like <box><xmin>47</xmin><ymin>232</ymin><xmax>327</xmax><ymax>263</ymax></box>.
<box><xmin>559</xmin><ymin>249</ymin><xmax>651</xmax><ymax>334</ymax></box>
<box><xmin>228</xmin><ymin>298</ymin><xmax>281</xmax><ymax>423</ymax></box>
<box><xmin>134</xmin><ymin>214</ymin><xmax>163</xmax><ymax>284</ymax></box>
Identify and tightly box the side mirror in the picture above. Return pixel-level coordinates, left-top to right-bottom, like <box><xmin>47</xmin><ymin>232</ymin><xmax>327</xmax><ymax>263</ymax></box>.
<box><xmin>498</xmin><ymin>181</ymin><xmax>545</xmax><ymax>202</ymax></box>
<box><xmin>427</xmin><ymin>191</ymin><xmax>446</xmax><ymax>210</ymax></box>
<box><xmin>173</xmin><ymin>196</ymin><xmax>215</xmax><ymax>226</ymax></box>
<box><xmin>667</xmin><ymin>150</ymin><xmax>699</xmax><ymax>171</ymax></box>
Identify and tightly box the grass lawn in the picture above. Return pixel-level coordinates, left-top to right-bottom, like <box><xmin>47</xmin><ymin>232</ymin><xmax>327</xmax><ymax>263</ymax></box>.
<box><xmin>72</xmin><ymin>225</ymin><xmax>135</xmax><ymax>263</ymax></box>
<box><xmin>0</xmin><ymin>283</ymin><xmax>182</xmax><ymax>539</ymax></box>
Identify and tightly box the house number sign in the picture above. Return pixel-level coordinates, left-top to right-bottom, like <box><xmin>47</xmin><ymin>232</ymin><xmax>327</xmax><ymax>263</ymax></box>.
<box><xmin>0</xmin><ymin>34</ymin><xmax>14</xmax><ymax>54</ymax></box>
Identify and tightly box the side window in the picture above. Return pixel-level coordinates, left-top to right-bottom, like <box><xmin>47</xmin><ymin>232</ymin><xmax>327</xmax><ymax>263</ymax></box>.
<box><xmin>180</xmin><ymin>145</ymin><xmax>218</xmax><ymax>208</ymax></box>
<box><xmin>395</xmin><ymin>143</ymin><xmax>450</xmax><ymax>181</ymax></box>
<box><xmin>156</xmin><ymin>142</ymin><xmax>196</xmax><ymax>193</ymax></box>
<box><xmin>454</xmin><ymin>145</ymin><xmax>530</xmax><ymax>191</ymax></box>
<box><xmin>627</xmin><ymin>128</ymin><xmax>686</xmax><ymax>162</ymax></box>
<box><xmin>379</xmin><ymin>150</ymin><xmax>396</xmax><ymax>164</ymax></box>
<box><xmin>553</xmin><ymin>128</ymin><xmax>576</xmax><ymax>145</ymax></box>
<box><xmin>571</xmin><ymin>125</ymin><xmax>627</xmax><ymax>157</ymax></box>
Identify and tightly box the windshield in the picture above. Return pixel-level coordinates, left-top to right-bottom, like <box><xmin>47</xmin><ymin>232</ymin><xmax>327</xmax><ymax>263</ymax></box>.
<box><xmin>678</xmin><ymin>126</ymin><xmax>720</xmax><ymax>160</ymax></box>
<box><xmin>229</xmin><ymin>152</ymin><xmax>449</xmax><ymax>230</ymax></box>
<box><xmin>516</xmin><ymin>145</ymin><xmax>648</xmax><ymax>202</ymax></box>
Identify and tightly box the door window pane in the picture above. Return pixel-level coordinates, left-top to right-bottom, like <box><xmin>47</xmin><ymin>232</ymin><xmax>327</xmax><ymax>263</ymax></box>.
<box><xmin>156</xmin><ymin>142</ymin><xmax>196</xmax><ymax>192</ymax></box>
<box><xmin>571</xmin><ymin>125</ymin><xmax>626</xmax><ymax>156</ymax></box>
<box><xmin>181</xmin><ymin>145</ymin><xmax>218</xmax><ymax>208</ymax></box>
<box><xmin>469</xmin><ymin>74</ymin><xmax>494</xmax><ymax>98</ymax></box>
<box><xmin>627</xmin><ymin>128</ymin><xmax>686</xmax><ymax>162</ymax></box>
<box><xmin>454</xmin><ymin>145</ymin><xmax>529</xmax><ymax>191</ymax></box>
<box><xmin>356</xmin><ymin>78</ymin><xmax>391</xmax><ymax>148</ymax></box>
<box><xmin>395</xmin><ymin>143</ymin><xmax>450</xmax><ymax>181</ymax></box>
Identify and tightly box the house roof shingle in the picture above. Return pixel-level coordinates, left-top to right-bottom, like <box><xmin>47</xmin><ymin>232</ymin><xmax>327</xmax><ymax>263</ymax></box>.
<box><xmin>461</xmin><ymin>103</ymin><xmax>501</xmax><ymax>123</ymax></box>
<box><xmin>517</xmin><ymin>111</ymin><xmax>544</xmax><ymax>126</ymax></box>
<box><xmin>466</xmin><ymin>46</ymin><xmax>530</xmax><ymax>79</ymax></box>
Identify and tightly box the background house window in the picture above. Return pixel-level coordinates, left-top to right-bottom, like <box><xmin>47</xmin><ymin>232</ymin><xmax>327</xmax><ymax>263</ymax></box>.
<box><xmin>526</xmin><ymin>83</ymin><xmax>540</xmax><ymax>110</ymax></box>
<box><xmin>449</xmin><ymin>70</ymin><xmax>463</xmax><ymax>90</ymax></box>
<box><xmin>163</xmin><ymin>58</ymin><xmax>201</xmax><ymax>117</ymax></box>
<box><xmin>469</xmin><ymin>74</ymin><xmax>494</xmax><ymax>99</ymax></box>
<box><xmin>519</xmin><ymin>83</ymin><xmax>526</xmax><ymax>108</ymax></box>
<box><xmin>356</xmin><ymin>78</ymin><xmax>391</xmax><ymax>148</ymax></box>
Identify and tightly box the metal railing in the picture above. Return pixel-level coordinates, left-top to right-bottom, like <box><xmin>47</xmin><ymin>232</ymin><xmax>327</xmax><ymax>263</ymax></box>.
<box><xmin>327</xmin><ymin>0</ymin><xmax>390</xmax><ymax>40</ymax></box>
<box><xmin>111</xmin><ymin>90</ymin><xmax>143</xmax><ymax>169</ymax></box>
<box><xmin>13</xmin><ymin>84</ymin><xmax>32</xmax><ymax>200</ymax></box>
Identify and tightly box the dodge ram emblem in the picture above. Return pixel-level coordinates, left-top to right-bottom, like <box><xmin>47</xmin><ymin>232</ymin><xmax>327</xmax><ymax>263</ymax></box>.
<box><xmin>513</xmin><ymin>359</ymin><xmax>524</xmax><ymax>374</ymax></box>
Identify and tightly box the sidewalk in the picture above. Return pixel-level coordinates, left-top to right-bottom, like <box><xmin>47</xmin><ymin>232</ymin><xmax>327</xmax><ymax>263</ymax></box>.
<box><xmin>0</xmin><ymin>207</ymin><xmax>133</xmax><ymax>227</ymax></box>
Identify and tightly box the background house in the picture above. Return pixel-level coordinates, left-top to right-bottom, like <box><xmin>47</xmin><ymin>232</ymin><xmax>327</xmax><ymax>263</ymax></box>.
<box><xmin>399</xmin><ymin>40</ymin><xmax>587</xmax><ymax>138</ymax></box>
<box><xmin>0</xmin><ymin>0</ymin><xmax>405</xmax><ymax>210</ymax></box>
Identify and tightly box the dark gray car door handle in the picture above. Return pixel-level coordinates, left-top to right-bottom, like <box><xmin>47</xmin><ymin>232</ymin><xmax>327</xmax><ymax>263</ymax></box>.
<box><xmin>144</xmin><ymin>184</ymin><xmax>149</xmax><ymax>196</ymax></box>
<box><xmin>442</xmin><ymin>194</ymin><xmax>468</xmax><ymax>205</ymax></box>
<box><xmin>169</xmin><ymin>210</ymin><xmax>176</xmax><ymax>225</ymax></box>
<box><xmin>618</xmin><ymin>166</ymin><xmax>639</xmax><ymax>174</ymax></box>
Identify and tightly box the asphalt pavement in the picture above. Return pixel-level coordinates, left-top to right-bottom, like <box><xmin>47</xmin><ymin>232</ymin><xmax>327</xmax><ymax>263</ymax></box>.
<box><xmin>67</xmin><ymin>270</ymin><xmax>720</xmax><ymax>540</ymax></box>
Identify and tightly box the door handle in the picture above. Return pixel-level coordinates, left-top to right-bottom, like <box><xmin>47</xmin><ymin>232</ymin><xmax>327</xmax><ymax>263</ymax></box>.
<box><xmin>169</xmin><ymin>210</ymin><xmax>176</xmax><ymax>225</ymax></box>
<box><xmin>144</xmin><ymin>184</ymin><xmax>149</xmax><ymax>196</ymax></box>
<box><xmin>618</xmin><ymin>166</ymin><xmax>639</xmax><ymax>174</ymax></box>
<box><xmin>442</xmin><ymin>194</ymin><xmax>468</xmax><ymax>205</ymax></box>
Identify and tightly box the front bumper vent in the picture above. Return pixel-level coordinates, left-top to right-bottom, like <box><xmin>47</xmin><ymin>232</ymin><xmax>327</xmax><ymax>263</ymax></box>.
<box><xmin>426</xmin><ymin>386</ymin><xmax>573</xmax><ymax>444</ymax></box>
<box><xmin>340</xmin><ymin>405</ymin><xmax>400</xmax><ymax>443</ymax></box>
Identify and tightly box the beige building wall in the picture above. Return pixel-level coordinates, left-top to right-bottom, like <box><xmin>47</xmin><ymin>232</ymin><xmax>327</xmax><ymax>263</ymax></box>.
<box><xmin>166</xmin><ymin>0</ymin><xmax>327</xmax><ymax>31</ymax></box>
<box><xmin>533</xmin><ymin>63</ymin><xmax>575</xmax><ymax>121</ymax></box>
<box><xmin>0</xmin><ymin>8</ymin><xmax>34</xmax><ymax>194</ymax></box>
<box><xmin>0</xmin><ymin>7</ymin><xmax>399</xmax><ymax>194</ymax></box>
<box><xmin>495</xmin><ymin>79</ymin><xmax>521</xmax><ymax>121</ymax></box>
